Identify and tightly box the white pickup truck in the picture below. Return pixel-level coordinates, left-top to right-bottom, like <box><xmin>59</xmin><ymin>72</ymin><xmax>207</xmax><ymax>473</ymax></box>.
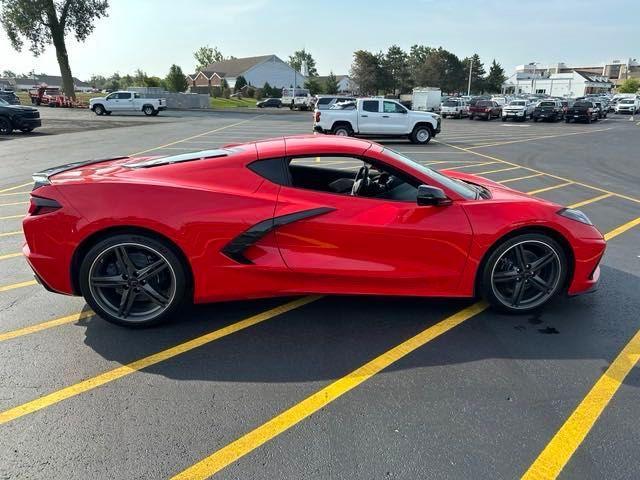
<box><xmin>313</xmin><ymin>98</ymin><xmax>441</xmax><ymax>144</ymax></box>
<box><xmin>89</xmin><ymin>91</ymin><xmax>167</xmax><ymax>116</ymax></box>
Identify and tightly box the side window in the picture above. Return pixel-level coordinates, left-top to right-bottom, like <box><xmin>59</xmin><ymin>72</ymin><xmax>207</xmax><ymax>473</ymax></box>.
<box><xmin>317</xmin><ymin>98</ymin><xmax>332</xmax><ymax>106</ymax></box>
<box><xmin>106</xmin><ymin>93</ymin><xmax>117</xmax><ymax>100</ymax></box>
<box><xmin>134</xmin><ymin>93</ymin><xmax>140</xmax><ymax>99</ymax></box>
<box><xmin>362</xmin><ymin>100</ymin><xmax>379</xmax><ymax>112</ymax></box>
<box><xmin>286</xmin><ymin>156</ymin><xmax>419</xmax><ymax>202</ymax></box>
<box><xmin>118</xmin><ymin>92</ymin><xmax>131</xmax><ymax>99</ymax></box>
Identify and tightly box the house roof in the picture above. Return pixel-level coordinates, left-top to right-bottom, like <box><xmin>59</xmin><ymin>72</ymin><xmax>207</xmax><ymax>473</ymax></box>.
<box><xmin>574</xmin><ymin>70</ymin><xmax>611</xmax><ymax>84</ymax></box>
<box><xmin>13</xmin><ymin>75</ymin><xmax>90</xmax><ymax>87</ymax></box>
<box><xmin>201</xmin><ymin>55</ymin><xmax>276</xmax><ymax>77</ymax></box>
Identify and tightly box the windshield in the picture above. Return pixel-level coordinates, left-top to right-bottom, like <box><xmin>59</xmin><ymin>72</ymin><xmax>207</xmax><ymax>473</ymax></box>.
<box><xmin>574</xmin><ymin>101</ymin><xmax>591</xmax><ymax>107</ymax></box>
<box><xmin>443</xmin><ymin>101</ymin><xmax>460</xmax><ymax>107</ymax></box>
<box><xmin>620</xmin><ymin>99</ymin><xmax>634</xmax><ymax>104</ymax></box>
<box><xmin>383</xmin><ymin>148</ymin><xmax>477</xmax><ymax>200</ymax></box>
<box><xmin>539</xmin><ymin>101</ymin><xmax>555</xmax><ymax>107</ymax></box>
<box><xmin>509</xmin><ymin>101</ymin><xmax>526</xmax><ymax>106</ymax></box>
<box><xmin>477</xmin><ymin>101</ymin><xmax>492</xmax><ymax>107</ymax></box>
<box><xmin>0</xmin><ymin>98</ymin><xmax>8</xmax><ymax>106</ymax></box>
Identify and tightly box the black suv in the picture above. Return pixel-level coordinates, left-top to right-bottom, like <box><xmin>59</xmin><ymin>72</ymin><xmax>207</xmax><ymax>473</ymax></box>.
<box><xmin>0</xmin><ymin>98</ymin><xmax>42</xmax><ymax>134</ymax></box>
<box><xmin>0</xmin><ymin>90</ymin><xmax>20</xmax><ymax>105</ymax></box>
<box><xmin>532</xmin><ymin>99</ymin><xmax>564</xmax><ymax>122</ymax></box>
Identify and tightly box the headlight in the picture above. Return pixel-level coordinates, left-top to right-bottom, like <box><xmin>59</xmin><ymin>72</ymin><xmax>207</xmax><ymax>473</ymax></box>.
<box><xmin>558</xmin><ymin>208</ymin><xmax>593</xmax><ymax>225</ymax></box>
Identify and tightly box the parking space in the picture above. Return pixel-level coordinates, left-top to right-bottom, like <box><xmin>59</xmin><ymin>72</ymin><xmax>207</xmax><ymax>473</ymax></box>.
<box><xmin>1</xmin><ymin>110</ymin><xmax>639</xmax><ymax>479</ymax></box>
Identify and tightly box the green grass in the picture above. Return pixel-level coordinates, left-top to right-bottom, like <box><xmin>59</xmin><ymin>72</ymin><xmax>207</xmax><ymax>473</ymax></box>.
<box><xmin>210</xmin><ymin>97</ymin><xmax>258</xmax><ymax>109</ymax></box>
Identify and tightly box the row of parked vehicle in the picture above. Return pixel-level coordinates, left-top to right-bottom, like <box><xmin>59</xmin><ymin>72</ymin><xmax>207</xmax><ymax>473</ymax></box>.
<box><xmin>439</xmin><ymin>93</ymin><xmax>639</xmax><ymax>124</ymax></box>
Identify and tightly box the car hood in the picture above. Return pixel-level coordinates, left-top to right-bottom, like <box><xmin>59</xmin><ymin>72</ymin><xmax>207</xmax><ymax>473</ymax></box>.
<box><xmin>89</xmin><ymin>96</ymin><xmax>107</xmax><ymax>102</ymax></box>
<box><xmin>441</xmin><ymin>169</ymin><xmax>558</xmax><ymax>205</ymax></box>
<box><xmin>5</xmin><ymin>105</ymin><xmax>37</xmax><ymax>113</ymax></box>
<box><xmin>411</xmin><ymin>110</ymin><xmax>439</xmax><ymax>119</ymax></box>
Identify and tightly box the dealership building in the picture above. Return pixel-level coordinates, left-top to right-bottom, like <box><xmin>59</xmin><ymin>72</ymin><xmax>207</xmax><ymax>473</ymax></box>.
<box><xmin>502</xmin><ymin>70</ymin><xmax>612</xmax><ymax>97</ymax></box>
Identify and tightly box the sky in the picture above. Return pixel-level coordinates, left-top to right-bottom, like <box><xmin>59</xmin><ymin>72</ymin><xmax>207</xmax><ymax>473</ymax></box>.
<box><xmin>1</xmin><ymin>0</ymin><xmax>638</xmax><ymax>81</ymax></box>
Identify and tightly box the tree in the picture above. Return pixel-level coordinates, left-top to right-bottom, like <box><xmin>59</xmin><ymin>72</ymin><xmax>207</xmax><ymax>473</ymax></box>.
<box><xmin>288</xmin><ymin>49</ymin><xmax>318</xmax><ymax>76</ymax></box>
<box><xmin>165</xmin><ymin>64</ymin><xmax>187</xmax><ymax>92</ymax></box>
<box><xmin>2</xmin><ymin>69</ymin><xmax>17</xmax><ymax>78</ymax></box>
<box><xmin>325</xmin><ymin>72</ymin><xmax>339</xmax><ymax>94</ymax></box>
<box><xmin>383</xmin><ymin>45</ymin><xmax>411</xmax><ymax>94</ymax></box>
<box><xmin>304</xmin><ymin>76</ymin><xmax>322</xmax><ymax>95</ymax></box>
<box><xmin>415</xmin><ymin>48</ymin><xmax>465</xmax><ymax>93</ymax></box>
<box><xmin>408</xmin><ymin>44</ymin><xmax>432</xmax><ymax>86</ymax></box>
<box><xmin>350</xmin><ymin>50</ymin><xmax>380</xmax><ymax>95</ymax></box>
<box><xmin>618</xmin><ymin>77</ymin><xmax>640</xmax><ymax>94</ymax></box>
<box><xmin>1</xmin><ymin>0</ymin><xmax>109</xmax><ymax>99</ymax></box>
<box><xmin>194</xmin><ymin>45</ymin><xmax>224</xmax><ymax>71</ymax></box>
<box><xmin>262</xmin><ymin>81</ymin><xmax>273</xmax><ymax>97</ymax></box>
<box><xmin>234</xmin><ymin>75</ymin><xmax>247</xmax><ymax>92</ymax></box>
<box><xmin>462</xmin><ymin>53</ymin><xmax>486</xmax><ymax>93</ymax></box>
<box><xmin>485</xmin><ymin>59</ymin><xmax>506</xmax><ymax>93</ymax></box>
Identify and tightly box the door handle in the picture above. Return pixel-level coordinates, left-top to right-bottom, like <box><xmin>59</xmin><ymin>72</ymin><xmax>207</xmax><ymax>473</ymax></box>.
<box><xmin>360</xmin><ymin>115</ymin><xmax>368</xmax><ymax>117</ymax></box>
<box><xmin>382</xmin><ymin>115</ymin><xmax>390</xmax><ymax>118</ymax></box>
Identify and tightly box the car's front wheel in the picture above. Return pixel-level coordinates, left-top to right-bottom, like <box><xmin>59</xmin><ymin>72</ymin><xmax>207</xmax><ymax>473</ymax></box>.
<box><xmin>0</xmin><ymin>117</ymin><xmax>12</xmax><ymax>135</ymax></box>
<box><xmin>410</xmin><ymin>125</ymin><xmax>432</xmax><ymax>144</ymax></box>
<box><xmin>480</xmin><ymin>233</ymin><xmax>567</xmax><ymax>314</ymax></box>
<box><xmin>79</xmin><ymin>234</ymin><xmax>188</xmax><ymax>327</ymax></box>
<box><xmin>93</xmin><ymin>104</ymin><xmax>105</xmax><ymax>116</ymax></box>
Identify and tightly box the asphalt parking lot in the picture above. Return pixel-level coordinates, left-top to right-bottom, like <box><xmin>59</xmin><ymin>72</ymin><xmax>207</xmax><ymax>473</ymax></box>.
<box><xmin>1</xmin><ymin>108</ymin><xmax>639</xmax><ymax>479</ymax></box>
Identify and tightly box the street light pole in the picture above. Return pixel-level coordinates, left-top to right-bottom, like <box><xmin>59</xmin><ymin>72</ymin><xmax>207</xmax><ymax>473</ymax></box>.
<box><xmin>467</xmin><ymin>57</ymin><xmax>473</xmax><ymax>96</ymax></box>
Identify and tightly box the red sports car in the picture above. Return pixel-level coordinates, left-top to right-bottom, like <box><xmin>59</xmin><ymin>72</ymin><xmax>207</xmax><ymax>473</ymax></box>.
<box><xmin>23</xmin><ymin>135</ymin><xmax>605</xmax><ymax>327</ymax></box>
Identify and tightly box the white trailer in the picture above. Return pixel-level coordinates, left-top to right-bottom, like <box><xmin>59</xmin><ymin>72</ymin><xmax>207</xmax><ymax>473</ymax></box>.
<box><xmin>411</xmin><ymin>87</ymin><xmax>442</xmax><ymax>112</ymax></box>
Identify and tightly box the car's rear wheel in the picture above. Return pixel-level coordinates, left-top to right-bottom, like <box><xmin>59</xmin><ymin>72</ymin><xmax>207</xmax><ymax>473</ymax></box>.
<box><xmin>410</xmin><ymin>125</ymin><xmax>432</xmax><ymax>144</ymax></box>
<box><xmin>481</xmin><ymin>233</ymin><xmax>567</xmax><ymax>314</ymax></box>
<box><xmin>332</xmin><ymin>124</ymin><xmax>352</xmax><ymax>136</ymax></box>
<box><xmin>79</xmin><ymin>234</ymin><xmax>188</xmax><ymax>327</ymax></box>
<box><xmin>143</xmin><ymin>105</ymin><xmax>155</xmax><ymax>116</ymax></box>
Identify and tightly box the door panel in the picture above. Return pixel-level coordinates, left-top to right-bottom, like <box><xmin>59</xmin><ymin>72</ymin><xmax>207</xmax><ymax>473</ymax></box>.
<box><xmin>357</xmin><ymin>100</ymin><xmax>382</xmax><ymax>134</ymax></box>
<box><xmin>274</xmin><ymin>186</ymin><xmax>473</xmax><ymax>296</ymax></box>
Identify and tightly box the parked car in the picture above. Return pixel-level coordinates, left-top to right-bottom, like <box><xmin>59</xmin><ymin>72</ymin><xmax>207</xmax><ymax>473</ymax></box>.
<box><xmin>313</xmin><ymin>98</ymin><xmax>441</xmax><ymax>144</ymax></box>
<box><xmin>532</xmin><ymin>99</ymin><xmax>565</xmax><ymax>122</ymax></box>
<box><xmin>315</xmin><ymin>96</ymin><xmax>356</xmax><ymax>110</ymax></box>
<box><xmin>615</xmin><ymin>98</ymin><xmax>639</xmax><ymax>114</ymax></box>
<box><xmin>440</xmin><ymin>99</ymin><xmax>468</xmax><ymax>118</ymax></box>
<box><xmin>0</xmin><ymin>90</ymin><xmax>20</xmax><ymax>105</ymax></box>
<box><xmin>501</xmin><ymin>100</ymin><xmax>534</xmax><ymax>122</ymax></box>
<box><xmin>89</xmin><ymin>91</ymin><xmax>167</xmax><ymax>116</ymax></box>
<box><xmin>469</xmin><ymin>100</ymin><xmax>501</xmax><ymax>120</ymax></box>
<box><xmin>23</xmin><ymin>135</ymin><xmax>605</xmax><ymax>326</ymax></box>
<box><xmin>256</xmin><ymin>98</ymin><xmax>282</xmax><ymax>108</ymax></box>
<box><xmin>491</xmin><ymin>96</ymin><xmax>507</xmax><ymax>106</ymax></box>
<box><xmin>0</xmin><ymin>98</ymin><xmax>42</xmax><ymax>134</ymax></box>
<box><xmin>282</xmin><ymin>87</ymin><xmax>314</xmax><ymax>111</ymax></box>
<box><xmin>592</xmin><ymin>101</ymin><xmax>608</xmax><ymax>119</ymax></box>
<box><xmin>565</xmin><ymin>101</ymin><xmax>599</xmax><ymax>123</ymax></box>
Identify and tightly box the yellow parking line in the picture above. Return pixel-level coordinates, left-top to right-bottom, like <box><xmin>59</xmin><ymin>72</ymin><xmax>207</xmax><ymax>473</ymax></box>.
<box><xmin>476</xmin><ymin>166</ymin><xmax>521</xmax><ymax>175</ymax></box>
<box><xmin>170</xmin><ymin>302</ymin><xmax>488</xmax><ymax>480</ymax></box>
<box><xmin>0</xmin><ymin>295</ymin><xmax>320</xmax><ymax>425</ymax></box>
<box><xmin>0</xmin><ymin>201</ymin><xmax>28</xmax><ymax>207</ymax></box>
<box><xmin>443</xmin><ymin>161</ymin><xmax>497</xmax><ymax>170</ymax></box>
<box><xmin>526</xmin><ymin>182</ymin><xmax>574</xmax><ymax>195</ymax></box>
<box><xmin>498</xmin><ymin>173</ymin><xmax>544</xmax><ymax>184</ymax></box>
<box><xmin>567</xmin><ymin>193</ymin><xmax>613</xmax><ymax>209</ymax></box>
<box><xmin>0</xmin><ymin>252</ymin><xmax>22</xmax><ymax>261</ymax></box>
<box><xmin>0</xmin><ymin>214</ymin><xmax>23</xmax><ymax>220</ymax></box>
<box><xmin>0</xmin><ymin>310</ymin><xmax>94</xmax><ymax>342</ymax></box>
<box><xmin>604</xmin><ymin>216</ymin><xmax>640</xmax><ymax>241</ymax></box>
<box><xmin>0</xmin><ymin>191</ymin><xmax>30</xmax><ymax>197</ymax></box>
<box><xmin>0</xmin><ymin>230</ymin><xmax>22</xmax><ymax>238</ymax></box>
<box><xmin>468</xmin><ymin>128</ymin><xmax>612</xmax><ymax>149</ymax></box>
<box><xmin>434</xmin><ymin>140</ymin><xmax>640</xmax><ymax>205</ymax></box>
<box><xmin>128</xmin><ymin>115</ymin><xmax>265</xmax><ymax>156</ymax></box>
<box><xmin>0</xmin><ymin>182</ymin><xmax>31</xmax><ymax>194</ymax></box>
<box><xmin>0</xmin><ymin>280</ymin><xmax>37</xmax><ymax>292</ymax></box>
<box><xmin>521</xmin><ymin>328</ymin><xmax>640</xmax><ymax>480</ymax></box>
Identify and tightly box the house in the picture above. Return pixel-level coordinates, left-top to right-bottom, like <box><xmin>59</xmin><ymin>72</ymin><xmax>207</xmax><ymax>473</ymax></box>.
<box><xmin>187</xmin><ymin>54</ymin><xmax>306</xmax><ymax>90</ymax></box>
<box><xmin>315</xmin><ymin>74</ymin><xmax>355</xmax><ymax>93</ymax></box>
<box><xmin>502</xmin><ymin>70</ymin><xmax>612</xmax><ymax>97</ymax></box>
<box><xmin>5</xmin><ymin>74</ymin><xmax>92</xmax><ymax>92</ymax></box>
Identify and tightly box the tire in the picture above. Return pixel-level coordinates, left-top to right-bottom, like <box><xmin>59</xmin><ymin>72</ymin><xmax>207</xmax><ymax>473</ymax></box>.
<box><xmin>143</xmin><ymin>105</ymin><xmax>155</xmax><ymax>116</ymax></box>
<box><xmin>486</xmin><ymin>113</ymin><xmax>491</xmax><ymax>121</ymax></box>
<box><xmin>151</xmin><ymin>110</ymin><xmax>159</xmax><ymax>116</ymax></box>
<box><xmin>469</xmin><ymin>114</ymin><xmax>474</xmax><ymax>120</ymax></box>
<box><xmin>533</xmin><ymin>117</ymin><xmax>538</xmax><ymax>122</ymax></box>
<box><xmin>0</xmin><ymin>117</ymin><xmax>12</xmax><ymax>135</ymax></box>
<box><xmin>565</xmin><ymin>118</ymin><xmax>571</xmax><ymax>123</ymax></box>
<box><xmin>93</xmin><ymin>104</ymin><xmax>105</xmax><ymax>116</ymax></box>
<box><xmin>501</xmin><ymin>117</ymin><xmax>507</xmax><ymax>122</ymax></box>
<box><xmin>332</xmin><ymin>124</ymin><xmax>352</xmax><ymax>137</ymax></box>
<box><xmin>105</xmin><ymin>111</ymin><xmax>112</xmax><ymax>116</ymax></box>
<box><xmin>480</xmin><ymin>233</ymin><xmax>567</xmax><ymax>314</ymax></box>
<box><xmin>78</xmin><ymin>233</ymin><xmax>188</xmax><ymax>327</ymax></box>
<box><xmin>410</xmin><ymin>125</ymin><xmax>432</xmax><ymax>144</ymax></box>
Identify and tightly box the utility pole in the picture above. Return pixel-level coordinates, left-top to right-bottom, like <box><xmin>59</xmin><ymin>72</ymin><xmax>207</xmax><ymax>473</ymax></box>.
<box><xmin>467</xmin><ymin>57</ymin><xmax>473</xmax><ymax>96</ymax></box>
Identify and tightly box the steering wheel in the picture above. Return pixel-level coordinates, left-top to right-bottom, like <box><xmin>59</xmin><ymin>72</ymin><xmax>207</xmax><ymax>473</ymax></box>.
<box><xmin>351</xmin><ymin>165</ymin><xmax>370</xmax><ymax>196</ymax></box>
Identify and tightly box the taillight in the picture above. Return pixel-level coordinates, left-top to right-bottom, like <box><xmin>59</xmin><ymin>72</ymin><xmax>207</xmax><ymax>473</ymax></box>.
<box><xmin>28</xmin><ymin>196</ymin><xmax>62</xmax><ymax>216</ymax></box>
<box><xmin>314</xmin><ymin>111</ymin><xmax>321</xmax><ymax>122</ymax></box>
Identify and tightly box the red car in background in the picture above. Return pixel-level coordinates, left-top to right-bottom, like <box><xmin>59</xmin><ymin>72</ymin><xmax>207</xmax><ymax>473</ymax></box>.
<box><xmin>23</xmin><ymin>135</ymin><xmax>605</xmax><ymax>327</ymax></box>
<box><xmin>469</xmin><ymin>100</ymin><xmax>502</xmax><ymax>120</ymax></box>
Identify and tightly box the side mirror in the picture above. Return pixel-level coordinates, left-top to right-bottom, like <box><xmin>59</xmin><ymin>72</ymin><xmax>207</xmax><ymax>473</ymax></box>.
<box><xmin>417</xmin><ymin>185</ymin><xmax>452</xmax><ymax>206</ymax></box>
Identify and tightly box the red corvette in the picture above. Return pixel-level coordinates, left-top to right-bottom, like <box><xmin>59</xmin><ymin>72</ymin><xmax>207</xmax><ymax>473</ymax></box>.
<box><xmin>23</xmin><ymin>135</ymin><xmax>605</xmax><ymax>327</ymax></box>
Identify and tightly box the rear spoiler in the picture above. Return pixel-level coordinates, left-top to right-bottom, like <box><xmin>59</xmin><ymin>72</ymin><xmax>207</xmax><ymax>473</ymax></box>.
<box><xmin>32</xmin><ymin>156</ymin><xmax>129</xmax><ymax>190</ymax></box>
